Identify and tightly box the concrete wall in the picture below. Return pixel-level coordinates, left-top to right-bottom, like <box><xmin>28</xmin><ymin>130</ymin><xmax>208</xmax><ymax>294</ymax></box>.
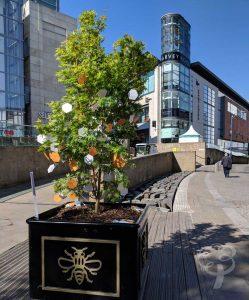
<box><xmin>157</xmin><ymin>142</ymin><xmax>248</xmax><ymax>166</ymax></box>
<box><xmin>173</xmin><ymin>151</ymin><xmax>196</xmax><ymax>172</ymax></box>
<box><xmin>157</xmin><ymin>142</ymin><xmax>206</xmax><ymax>166</ymax></box>
<box><xmin>0</xmin><ymin>147</ymin><xmax>197</xmax><ymax>189</ymax></box>
<box><xmin>126</xmin><ymin>151</ymin><xmax>196</xmax><ymax>189</ymax></box>
<box><xmin>206</xmin><ymin>148</ymin><xmax>249</xmax><ymax>165</ymax></box>
<box><xmin>126</xmin><ymin>152</ymin><xmax>173</xmax><ymax>189</ymax></box>
<box><xmin>0</xmin><ymin>147</ymin><xmax>67</xmax><ymax>188</ymax></box>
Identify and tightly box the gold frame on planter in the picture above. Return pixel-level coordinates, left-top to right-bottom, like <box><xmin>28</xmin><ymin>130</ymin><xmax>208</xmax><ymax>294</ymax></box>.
<box><xmin>41</xmin><ymin>236</ymin><xmax>120</xmax><ymax>297</ymax></box>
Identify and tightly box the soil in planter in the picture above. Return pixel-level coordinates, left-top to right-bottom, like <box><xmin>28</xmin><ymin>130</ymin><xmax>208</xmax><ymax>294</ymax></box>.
<box><xmin>49</xmin><ymin>204</ymin><xmax>142</xmax><ymax>223</ymax></box>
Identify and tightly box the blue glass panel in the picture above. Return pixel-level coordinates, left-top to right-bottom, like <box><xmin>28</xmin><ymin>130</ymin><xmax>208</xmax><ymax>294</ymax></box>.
<box><xmin>0</xmin><ymin>71</ymin><xmax>5</xmax><ymax>90</ymax></box>
<box><xmin>142</xmin><ymin>71</ymin><xmax>155</xmax><ymax>95</ymax></box>
<box><xmin>0</xmin><ymin>91</ymin><xmax>5</xmax><ymax>108</ymax></box>
<box><xmin>161</xmin><ymin>128</ymin><xmax>179</xmax><ymax>138</ymax></box>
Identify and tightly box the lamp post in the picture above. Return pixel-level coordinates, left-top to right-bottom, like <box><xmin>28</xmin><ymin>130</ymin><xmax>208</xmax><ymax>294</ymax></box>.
<box><xmin>230</xmin><ymin>114</ymin><xmax>235</xmax><ymax>155</ymax></box>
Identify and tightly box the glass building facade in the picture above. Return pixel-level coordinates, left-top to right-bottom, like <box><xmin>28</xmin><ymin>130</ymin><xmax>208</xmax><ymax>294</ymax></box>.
<box><xmin>0</xmin><ymin>0</ymin><xmax>24</xmax><ymax>127</ymax></box>
<box><xmin>25</xmin><ymin>0</ymin><xmax>59</xmax><ymax>11</ymax></box>
<box><xmin>203</xmin><ymin>85</ymin><xmax>215</xmax><ymax>144</ymax></box>
<box><xmin>160</xmin><ymin>13</ymin><xmax>191</xmax><ymax>142</ymax></box>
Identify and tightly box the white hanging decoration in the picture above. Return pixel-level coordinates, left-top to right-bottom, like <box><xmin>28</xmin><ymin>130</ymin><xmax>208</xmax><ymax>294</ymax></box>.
<box><xmin>84</xmin><ymin>185</ymin><xmax>93</xmax><ymax>192</ymax></box>
<box><xmin>50</xmin><ymin>143</ymin><xmax>58</xmax><ymax>152</ymax></box>
<box><xmin>84</xmin><ymin>154</ymin><xmax>94</xmax><ymax>165</ymax></box>
<box><xmin>91</xmin><ymin>103</ymin><xmax>99</xmax><ymax>112</ymax></box>
<box><xmin>97</xmin><ymin>89</ymin><xmax>108</xmax><ymax>98</ymax></box>
<box><xmin>62</xmin><ymin>103</ymin><xmax>72</xmax><ymax>113</ymax></box>
<box><xmin>97</xmin><ymin>124</ymin><xmax>104</xmax><ymax>132</ymax></box>
<box><xmin>37</xmin><ymin>134</ymin><xmax>47</xmax><ymax>144</ymax></box>
<box><xmin>118</xmin><ymin>184</ymin><xmax>128</xmax><ymax>196</ymax></box>
<box><xmin>128</xmin><ymin>89</ymin><xmax>138</xmax><ymax>101</ymax></box>
<box><xmin>78</xmin><ymin>127</ymin><xmax>88</xmax><ymax>137</ymax></box>
<box><xmin>47</xmin><ymin>164</ymin><xmax>55</xmax><ymax>173</ymax></box>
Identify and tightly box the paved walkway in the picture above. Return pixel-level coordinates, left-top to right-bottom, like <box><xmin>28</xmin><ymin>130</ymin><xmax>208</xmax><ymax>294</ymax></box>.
<box><xmin>0</xmin><ymin>183</ymin><xmax>59</xmax><ymax>254</ymax></box>
<box><xmin>174</xmin><ymin>164</ymin><xmax>249</xmax><ymax>299</ymax></box>
<box><xmin>0</xmin><ymin>165</ymin><xmax>249</xmax><ymax>299</ymax></box>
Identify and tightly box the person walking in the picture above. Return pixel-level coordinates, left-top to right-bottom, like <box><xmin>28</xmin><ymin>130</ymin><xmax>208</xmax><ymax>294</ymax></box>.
<box><xmin>221</xmin><ymin>153</ymin><xmax>232</xmax><ymax>178</ymax></box>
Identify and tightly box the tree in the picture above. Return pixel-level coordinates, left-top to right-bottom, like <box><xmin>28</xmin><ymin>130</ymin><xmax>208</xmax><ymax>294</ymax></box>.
<box><xmin>36</xmin><ymin>10</ymin><xmax>157</xmax><ymax>214</ymax></box>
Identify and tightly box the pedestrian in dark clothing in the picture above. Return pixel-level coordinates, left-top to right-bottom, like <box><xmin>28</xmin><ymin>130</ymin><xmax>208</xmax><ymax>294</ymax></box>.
<box><xmin>221</xmin><ymin>153</ymin><xmax>232</xmax><ymax>178</ymax></box>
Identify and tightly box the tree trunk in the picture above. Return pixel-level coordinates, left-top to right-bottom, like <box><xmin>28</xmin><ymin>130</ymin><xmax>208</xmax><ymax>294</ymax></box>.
<box><xmin>95</xmin><ymin>198</ymin><xmax>100</xmax><ymax>214</ymax></box>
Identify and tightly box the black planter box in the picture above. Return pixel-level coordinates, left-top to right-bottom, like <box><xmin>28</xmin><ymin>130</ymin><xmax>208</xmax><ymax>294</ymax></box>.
<box><xmin>26</xmin><ymin>203</ymin><xmax>149</xmax><ymax>300</ymax></box>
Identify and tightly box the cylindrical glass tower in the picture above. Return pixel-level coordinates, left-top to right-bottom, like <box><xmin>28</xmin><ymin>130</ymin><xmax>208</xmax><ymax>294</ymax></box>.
<box><xmin>160</xmin><ymin>13</ymin><xmax>191</xmax><ymax>142</ymax></box>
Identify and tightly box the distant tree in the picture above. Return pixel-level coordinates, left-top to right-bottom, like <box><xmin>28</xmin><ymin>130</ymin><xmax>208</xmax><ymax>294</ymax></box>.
<box><xmin>36</xmin><ymin>10</ymin><xmax>157</xmax><ymax>213</ymax></box>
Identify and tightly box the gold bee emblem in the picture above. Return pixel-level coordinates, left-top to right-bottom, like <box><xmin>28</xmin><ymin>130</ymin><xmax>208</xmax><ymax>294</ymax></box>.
<box><xmin>58</xmin><ymin>247</ymin><xmax>102</xmax><ymax>285</ymax></box>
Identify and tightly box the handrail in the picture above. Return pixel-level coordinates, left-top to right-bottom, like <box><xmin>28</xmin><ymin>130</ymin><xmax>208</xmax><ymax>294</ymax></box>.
<box><xmin>0</xmin><ymin>125</ymin><xmax>38</xmax><ymax>146</ymax></box>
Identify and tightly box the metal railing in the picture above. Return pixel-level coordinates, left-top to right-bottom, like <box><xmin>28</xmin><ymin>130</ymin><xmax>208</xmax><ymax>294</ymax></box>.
<box><xmin>0</xmin><ymin>125</ymin><xmax>38</xmax><ymax>147</ymax></box>
<box><xmin>207</xmin><ymin>143</ymin><xmax>249</xmax><ymax>157</ymax></box>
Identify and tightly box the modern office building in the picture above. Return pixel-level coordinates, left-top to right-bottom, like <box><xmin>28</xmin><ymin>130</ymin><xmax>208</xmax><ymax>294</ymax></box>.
<box><xmin>137</xmin><ymin>13</ymin><xmax>249</xmax><ymax>152</ymax></box>
<box><xmin>22</xmin><ymin>0</ymin><xmax>76</xmax><ymax>125</ymax></box>
<box><xmin>0</xmin><ymin>0</ymin><xmax>76</xmax><ymax>133</ymax></box>
<box><xmin>191</xmin><ymin>62</ymin><xmax>249</xmax><ymax>151</ymax></box>
<box><xmin>0</xmin><ymin>0</ymin><xmax>25</xmax><ymax>128</ymax></box>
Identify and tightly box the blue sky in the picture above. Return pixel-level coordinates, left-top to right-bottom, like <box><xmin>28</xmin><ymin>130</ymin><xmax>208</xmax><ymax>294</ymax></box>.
<box><xmin>60</xmin><ymin>0</ymin><xmax>249</xmax><ymax>100</ymax></box>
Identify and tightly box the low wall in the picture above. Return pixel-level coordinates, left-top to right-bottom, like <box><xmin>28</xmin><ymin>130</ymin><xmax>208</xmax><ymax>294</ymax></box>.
<box><xmin>0</xmin><ymin>147</ymin><xmax>196</xmax><ymax>189</ymax></box>
<box><xmin>0</xmin><ymin>147</ymin><xmax>67</xmax><ymax>188</ymax></box>
<box><xmin>173</xmin><ymin>151</ymin><xmax>196</xmax><ymax>172</ymax></box>
<box><xmin>126</xmin><ymin>151</ymin><xmax>196</xmax><ymax>189</ymax></box>
<box><xmin>157</xmin><ymin>142</ymin><xmax>206</xmax><ymax>166</ymax></box>
<box><xmin>206</xmin><ymin>148</ymin><xmax>249</xmax><ymax>165</ymax></box>
<box><xmin>126</xmin><ymin>152</ymin><xmax>173</xmax><ymax>189</ymax></box>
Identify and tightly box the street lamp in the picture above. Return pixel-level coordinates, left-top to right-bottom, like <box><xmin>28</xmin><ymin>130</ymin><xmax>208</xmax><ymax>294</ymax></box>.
<box><xmin>230</xmin><ymin>114</ymin><xmax>235</xmax><ymax>155</ymax></box>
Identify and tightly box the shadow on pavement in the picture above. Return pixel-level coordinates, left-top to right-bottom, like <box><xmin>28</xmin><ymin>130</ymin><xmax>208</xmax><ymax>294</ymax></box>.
<box><xmin>0</xmin><ymin>175</ymin><xmax>63</xmax><ymax>200</ymax></box>
<box><xmin>142</xmin><ymin>221</ymin><xmax>249</xmax><ymax>300</ymax></box>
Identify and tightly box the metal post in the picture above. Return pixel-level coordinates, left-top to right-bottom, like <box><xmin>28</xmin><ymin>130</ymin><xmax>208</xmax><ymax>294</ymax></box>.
<box><xmin>30</xmin><ymin>172</ymin><xmax>39</xmax><ymax>219</ymax></box>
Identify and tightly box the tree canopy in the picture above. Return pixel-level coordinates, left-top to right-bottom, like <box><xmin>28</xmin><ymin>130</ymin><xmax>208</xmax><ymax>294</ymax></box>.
<box><xmin>36</xmin><ymin>10</ymin><xmax>157</xmax><ymax>213</ymax></box>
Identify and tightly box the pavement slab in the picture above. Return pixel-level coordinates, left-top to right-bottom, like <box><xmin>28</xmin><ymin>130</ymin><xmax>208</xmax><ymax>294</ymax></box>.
<box><xmin>0</xmin><ymin>183</ymin><xmax>64</xmax><ymax>255</ymax></box>
<box><xmin>174</xmin><ymin>164</ymin><xmax>249</xmax><ymax>299</ymax></box>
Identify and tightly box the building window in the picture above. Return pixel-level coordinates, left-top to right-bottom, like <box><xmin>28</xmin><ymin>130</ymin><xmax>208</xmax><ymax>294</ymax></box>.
<box><xmin>203</xmin><ymin>85</ymin><xmax>215</xmax><ymax>144</ymax></box>
<box><xmin>228</xmin><ymin>101</ymin><xmax>247</xmax><ymax>121</ymax></box>
<box><xmin>197</xmin><ymin>89</ymin><xmax>200</xmax><ymax>120</ymax></box>
<box><xmin>142</xmin><ymin>71</ymin><xmax>155</xmax><ymax>95</ymax></box>
<box><xmin>227</xmin><ymin>102</ymin><xmax>237</xmax><ymax>115</ymax></box>
<box><xmin>138</xmin><ymin>105</ymin><xmax>149</xmax><ymax>123</ymax></box>
<box><xmin>162</xmin><ymin>62</ymin><xmax>189</xmax><ymax>94</ymax></box>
